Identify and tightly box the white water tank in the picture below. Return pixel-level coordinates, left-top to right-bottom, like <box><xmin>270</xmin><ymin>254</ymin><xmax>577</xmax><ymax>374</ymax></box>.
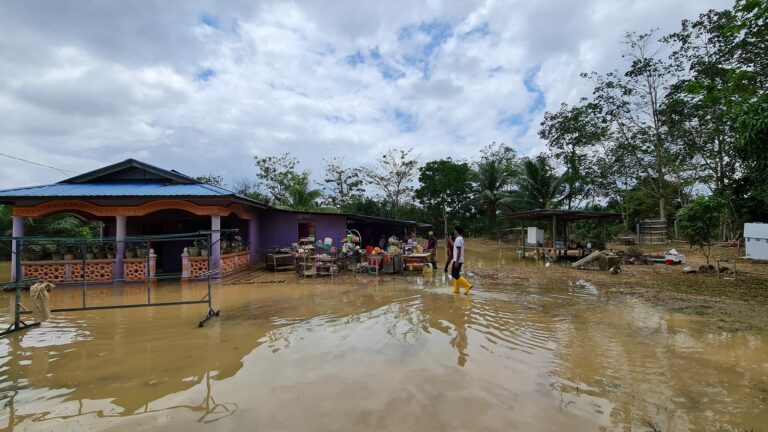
<box><xmin>744</xmin><ymin>223</ymin><xmax>768</xmax><ymax>260</ymax></box>
<box><xmin>527</xmin><ymin>227</ymin><xmax>544</xmax><ymax>246</ymax></box>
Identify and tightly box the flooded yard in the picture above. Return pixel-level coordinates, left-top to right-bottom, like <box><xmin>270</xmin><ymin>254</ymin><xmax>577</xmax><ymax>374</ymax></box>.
<box><xmin>1</xmin><ymin>248</ymin><xmax>766</xmax><ymax>431</ymax></box>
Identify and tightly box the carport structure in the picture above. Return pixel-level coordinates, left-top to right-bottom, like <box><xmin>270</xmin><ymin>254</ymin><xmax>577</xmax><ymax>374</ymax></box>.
<box><xmin>499</xmin><ymin>209</ymin><xmax>623</xmax><ymax>257</ymax></box>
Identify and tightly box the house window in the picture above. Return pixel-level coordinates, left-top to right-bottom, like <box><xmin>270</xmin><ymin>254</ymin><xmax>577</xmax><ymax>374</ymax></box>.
<box><xmin>298</xmin><ymin>223</ymin><xmax>317</xmax><ymax>242</ymax></box>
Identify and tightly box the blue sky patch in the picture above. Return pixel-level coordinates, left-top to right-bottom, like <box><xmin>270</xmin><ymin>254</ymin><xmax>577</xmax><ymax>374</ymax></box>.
<box><xmin>524</xmin><ymin>65</ymin><xmax>546</xmax><ymax>113</ymax></box>
<box><xmin>195</xmin><ymin>68</ymin><xmax>216</xmax><ymax>82</ymax></box>
<box><xmin>394</xmin><ymin>109</ymin><xmax>417</xmax><ymax>133</ymax></box>
<box><xmin>398</xmin><ymin>20</ymin><xmax>453</xmax><ymax>79</ymax></box>
<box><xmin>369</xmin><ymin>47</ymin><xmax>383</xmax><ymax>61</ymax></box>
<box><xmin>378</xmin><ymin>62</ymin><xmax>405</xmax><ymax>81</ymax></box>
<box><xmin>345</xmin><ymin>51</ymin><xmax>365</xmax><ymax>67</ymax></box>
<box><xmin>498</xmin><ymin>113</ymin><xmax>526</xmax><ymax>127</ymax></box>
<box><xmin>462</xmin><ymin>22</ymin><xmax>490</xmax><ymax>39</ymax></box>
<box><xmin>199</xmin><ymin>12</ymin><xmax>219</xmax><ymax>29</ymax></box>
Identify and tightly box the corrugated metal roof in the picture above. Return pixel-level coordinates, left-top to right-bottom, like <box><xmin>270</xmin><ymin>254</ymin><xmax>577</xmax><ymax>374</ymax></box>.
<box><xmin>0</xmin><ymin>181</ymin><xmax>237</xmax><ymax>197</ymax></box>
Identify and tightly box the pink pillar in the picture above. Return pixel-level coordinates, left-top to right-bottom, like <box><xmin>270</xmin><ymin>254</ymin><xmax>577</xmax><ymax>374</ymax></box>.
<box><xmin>248</xmin><ymin>213</ymin><xmax>259</xmax><ymax>265</ymax></box>
<box><xmin>211</xmin><ymin>215</ymin><xmax>221</xmax><ymax>278</ymax></box>
<box><xmin>113</xmin><ymin>215</ymin><xmax>127</xmax><ymax>281</ymax></box>
<box><xmin>10</xmin><ymin>216</ymin><xmax>24</xmax><ymax>282</ymax></box>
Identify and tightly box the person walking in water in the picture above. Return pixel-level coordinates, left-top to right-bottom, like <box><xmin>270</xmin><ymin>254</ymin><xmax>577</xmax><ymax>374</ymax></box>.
<box><xmin>443</xmin><ymin>232</ymin><xmax>454</xmax><ymax>273</ymax></box>
<box><xmin>427</xmin><ymin>231</ymin><xmax>438</xmax><ymax>269</ymax></box>
<box><xmin>451</xmin><ymin>226</ymin><xmax>472</xmax><ymax>294</ymax></box>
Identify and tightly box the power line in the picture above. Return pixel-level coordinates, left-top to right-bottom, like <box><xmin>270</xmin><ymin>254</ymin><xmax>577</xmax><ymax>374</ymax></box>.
<box><xmin>0</xmin><ymin>152</ymin><xmax>79</xmax><ymax>175</ymax></box>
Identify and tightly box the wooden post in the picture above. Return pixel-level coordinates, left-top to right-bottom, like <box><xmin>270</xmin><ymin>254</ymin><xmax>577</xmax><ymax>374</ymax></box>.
<box><xmin>551</xmin><ymin>214</ymin><xmax>557</xmax><ymax>250</ymax></box>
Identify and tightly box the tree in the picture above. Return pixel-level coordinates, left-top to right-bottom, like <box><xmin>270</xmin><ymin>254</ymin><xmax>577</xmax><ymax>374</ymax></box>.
<box><xmin>230</xmin><ymin>176</ymin><xmax>269</xmax><ymax>202</ymax></box>
<box><xmin>194</xmin><ymin>173</ymin><xmax>225</xmax><ymax>187</ymax></box>
<box><xmin>415</xmin><ymin>159</ymin><xmax>472</xmax><ymax>236</ymax></box>
<box><xmin>512</xmin><ymin>155</ymin><xmax>567</xmax><ymax>210</ymax></box>
<box><xmin>540</xmin><ymin>101</ymin><xmax>610</xmax><ymax>209</ymax></box>
<box><xmin>585</xmin><ymin>31</ymin><xmax>685</xmax><ymax>221</ymax></box>
<box><xmin>363</xmin><ymin>148</ymin><xmax>418</xmax><ymax>218</ymax></box>
<box><xmin>276</xmin><ymin>173</ymin><xmax>323</xmax><ymax>212</ymax></box>
<box><xmin>472</xmin><ymin>143</ymin><xmax>517</xmax><ymax>233</ymax></box>
<box><xmin>254</xmin><ymin>153</ymin><xmax>299</xmax><ymax>204</ymax></box>
<box><xmin>341</xmin><ymin>196</ymin><xmax>387</xmax><ymax>217</ymax></box>
<box><xmin>727</xmin><ymin>0</ymin><xmax>768</xmax><ymax>221</ymax></box>
<box><xmin>676</xmin><ymin>195</ymin><xmax>723</xmax><ymax>265</ymax></box>
<box><xmin>662</xmin><ymin>9</ymin><xmax>743</xmax><ymax>239</ymax></box>
<box><xmin>323</xmin><ymin>157</ymin><xmax>365</xmax><ymax>208</ymax></box>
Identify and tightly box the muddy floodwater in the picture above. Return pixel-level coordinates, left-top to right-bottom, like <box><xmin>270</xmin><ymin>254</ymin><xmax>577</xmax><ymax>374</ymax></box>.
<box><xmin>0</xmin><ymin>249</ymin><xmax>766</xmax><ymax>432</ymax></box>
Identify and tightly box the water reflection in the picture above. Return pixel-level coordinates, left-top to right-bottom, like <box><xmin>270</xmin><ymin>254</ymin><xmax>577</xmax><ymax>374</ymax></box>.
<box><xmin>0</xmin><ymin>258</ymin><xmax>765</xmax><ymax>431</ymax></box>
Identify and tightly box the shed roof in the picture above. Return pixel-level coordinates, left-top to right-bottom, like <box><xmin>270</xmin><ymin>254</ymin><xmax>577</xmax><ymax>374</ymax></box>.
<box><xmin>499</xmin><ymin>209</ymin><xmax>622</xmax><ymax>222</ymax></box>
<box><xmin>272</xmin><ymin>208</ymin><xmax>430</xmax><ymax>228</ymax></box>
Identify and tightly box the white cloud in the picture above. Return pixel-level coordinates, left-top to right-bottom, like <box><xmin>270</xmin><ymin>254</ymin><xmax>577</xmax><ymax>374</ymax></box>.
<box><xmin>0</xmin><ymin>0</ymin><xmax>731</xmax><ymax>189</ymax></box>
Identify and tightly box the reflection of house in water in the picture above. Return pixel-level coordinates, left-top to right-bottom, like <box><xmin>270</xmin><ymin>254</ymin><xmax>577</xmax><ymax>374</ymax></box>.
<box><xmin>0</xmin><ymin>159</ymin><xmax>426</xmax><ymax>283</ymax></box>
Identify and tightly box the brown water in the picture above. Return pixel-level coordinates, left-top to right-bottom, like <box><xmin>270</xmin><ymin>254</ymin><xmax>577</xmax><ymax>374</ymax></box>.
<box><xmin>0</xmin><ymin>251</ymin><xmax>766</xmax><ymax>431</ymax></box>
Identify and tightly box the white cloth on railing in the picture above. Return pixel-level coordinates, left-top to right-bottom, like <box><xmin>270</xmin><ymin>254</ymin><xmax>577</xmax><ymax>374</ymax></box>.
<box><xmin>30</xmin><ymin>282</ymin><xmax>55</xmax><ymax>323</ymax></box>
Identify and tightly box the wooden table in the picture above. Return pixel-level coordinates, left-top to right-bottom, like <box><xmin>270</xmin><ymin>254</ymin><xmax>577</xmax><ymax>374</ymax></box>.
<box><xmin>266</xmin><ymin>253</ymin><xmax>294</xmax><ymax>271</ymax></box>
<box><xmin>402</xmin><ymin>253</ymin><xmax>433</xmax><ymax>272</ymax></box>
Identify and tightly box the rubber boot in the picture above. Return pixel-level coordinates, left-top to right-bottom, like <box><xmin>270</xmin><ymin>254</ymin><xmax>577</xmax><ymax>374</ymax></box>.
<box><xmin>458</xmin><ymin>276</ymin><xmax>473</xmax><ymax>294</ymax></box>
<box><xmin>452</xmin><ymin>278</ymin><xmax>460</xmax><ymax>294</ymax></box>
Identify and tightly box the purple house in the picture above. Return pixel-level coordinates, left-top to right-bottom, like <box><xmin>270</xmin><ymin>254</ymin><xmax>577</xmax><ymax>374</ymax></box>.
<box><xmin>0</xmin><ymin>159</ymin><xmax>423</xmax><ymax>283</ymax></box>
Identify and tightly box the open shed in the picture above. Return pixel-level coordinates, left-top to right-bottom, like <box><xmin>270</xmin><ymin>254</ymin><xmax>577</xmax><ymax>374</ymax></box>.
<box><xmin>499</xmin><ymin>209</ymin><xmax>623</xmax><ymax>255</ymax></box>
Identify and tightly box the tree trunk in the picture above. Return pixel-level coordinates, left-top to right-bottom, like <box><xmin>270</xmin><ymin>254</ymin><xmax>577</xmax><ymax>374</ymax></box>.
<box><xmin>659</xmin><ymin>196</ymin><xmax>666</xmax><ymax>221</ymax></box>
<box><xmin>487</xmin><ymin>203</ymin><xmax>496</xmax><ymax>234</ymax></box>
<box><xmin>443</xmin><ymin>205</ymin><xmax>448</xmax><ymax>238</ymax></box>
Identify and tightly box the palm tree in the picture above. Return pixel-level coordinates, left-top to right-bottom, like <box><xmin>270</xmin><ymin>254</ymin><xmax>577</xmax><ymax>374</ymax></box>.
<box><xmin>473</xmin><ymin>158</ymin><xmax>515</xmax><ymax>232</ymax></box>
<box><xmin>277</xmin><ymin>173</ymin><xmax>323</xmax><ymax>211</ymax></box>
<box><xmin>513</xmin><ymin>156</ymin><xmax>568</xmax><ymax>210</ymax></box>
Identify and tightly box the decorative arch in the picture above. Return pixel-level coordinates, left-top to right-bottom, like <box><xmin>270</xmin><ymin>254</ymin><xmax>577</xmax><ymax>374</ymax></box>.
<box><xmin>12</xmin><ymin>200</ymin><xmax>253</xmax><ymax>219</ymax></box>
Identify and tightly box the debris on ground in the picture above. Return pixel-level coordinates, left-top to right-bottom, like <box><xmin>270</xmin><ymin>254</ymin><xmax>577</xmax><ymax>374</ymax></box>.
<box><xmin>572</xmin><ymin>250</ymin><xmax>622</xmax><ymax>271</ymax></box>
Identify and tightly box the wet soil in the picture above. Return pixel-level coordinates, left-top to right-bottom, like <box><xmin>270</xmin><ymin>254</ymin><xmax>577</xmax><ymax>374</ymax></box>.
<box><xmin>474</xmin><ymin>240</ymin><xmax>768</xmax><ymax>333</ymax></box>
<box><xmin>0</xmin><ymin>242</ymin><xmax>766</xmax><ymax>431</ymax></box>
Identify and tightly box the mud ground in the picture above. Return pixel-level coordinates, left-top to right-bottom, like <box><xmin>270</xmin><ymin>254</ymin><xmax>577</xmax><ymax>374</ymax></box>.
<box><xmin>468</xmin><ymin>240</ymin><xmax>768</xmax><ymax>333</ymax></box>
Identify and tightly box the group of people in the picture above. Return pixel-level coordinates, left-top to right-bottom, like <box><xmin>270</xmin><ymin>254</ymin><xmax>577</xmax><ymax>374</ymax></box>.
<box><xmin>371</xmin><ymin>227</ymin><xmax>473</xmax><ymax>295</ymax></box>
<box><xmin>426</xmin><ymin>226</ymin><xmax>473</xmax><ymax>295</ymax></box>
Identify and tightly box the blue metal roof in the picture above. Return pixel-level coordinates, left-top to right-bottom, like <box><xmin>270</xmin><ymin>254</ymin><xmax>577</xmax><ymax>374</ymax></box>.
<box><xmin>0</xmin><ymin>181</ymin><xmax>239</xmax><ymax>198</ymax></box>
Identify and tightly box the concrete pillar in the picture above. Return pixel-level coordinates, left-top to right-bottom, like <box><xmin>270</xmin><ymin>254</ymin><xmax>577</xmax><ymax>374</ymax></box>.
<box><xmin>10</xmin><ymin>216</ymin><xmax>24</xmax><ymax>282</ymax></box>
<box><xmin>149</xmin><ymin>249</ymin><xmax>157</xmax><ymax>281</ymax></box>
<box><xmin>211</xmin><ymin>215</ymin><xmax>221</xmax><ymax>278</ymax></box>
<box><xmin>248</xmin><ymin>213</ymin><xmax>259</xmax><ymax>265</ymax></box>
<box><xmin>113</xmin><ymin>215</ymin><xmax>127</xmax><ymax>281</ymax></box>
<box><xmin>181</xmin><ymin>247</ymin><xmax>190</xmax><ymax>280</ymax></box>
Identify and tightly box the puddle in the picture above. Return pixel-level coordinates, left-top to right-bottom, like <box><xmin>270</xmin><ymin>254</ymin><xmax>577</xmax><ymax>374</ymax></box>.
<box><xmin>0</xmin><ymin>249</ymin><xmax>766</xmax><ymax>431</ymax></box>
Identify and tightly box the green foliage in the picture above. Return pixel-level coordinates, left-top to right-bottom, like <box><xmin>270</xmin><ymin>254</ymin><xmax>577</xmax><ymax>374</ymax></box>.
<box><xmin>511</xmin><ymin>155</ymin><xmax>567</xmax><ymax>210</ymax></box>
<box><xmin>254</xmin><ymin>153</ymin><xmax>299</xmax><ymax>204</ymax></box>
<box><xmin>363</xmin><ymin>148</ymin><xmax>419</xmax><ymax>218</ymax></box>
<box><xmin>676</xmin><ymin>196</ymin><xmax>724</xmax><ymax>264</ymax></box>
<box><xmin>472</xmin><ymin>142</ymin><xmax>517</xmax><ymax>233</ymax></box>
<box><xmin>0</xmin><ymin>204</ymin><xmax>11</xmax><ymax>237</ymax></box>
<box><xmin>194</xmin><ymin>173</ymin><xmax>225</xmax><ymax>187</ymax></box>
<box><xmin>323</xmin><ymin>157</ymin><xmax>365</xmax><ymax>208</ymax></box>
<box><xmin>415</xmin><ymin>158</ymin><xmax>472</xmax><ymax>235</ymax></box>
<box><xmin>230</xmin><ymin>177</ymin><xmax>270</xmax><ymax>202</ymax></box>
<box><xmin>276</xmin><ymin>173</ymin><xmax>323</xmax><ymax>212</ymax></box>
<box><xmin>539</xmin><ymin>101</ymin><xmax>609</xmax><ymax>208</ymax></box>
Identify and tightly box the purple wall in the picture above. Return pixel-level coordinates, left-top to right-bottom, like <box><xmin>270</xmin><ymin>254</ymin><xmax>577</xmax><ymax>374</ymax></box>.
<box><xmin>258</xmin><ymin>210</ymin><xmax>347</xmax><ymax>250</ymax></box>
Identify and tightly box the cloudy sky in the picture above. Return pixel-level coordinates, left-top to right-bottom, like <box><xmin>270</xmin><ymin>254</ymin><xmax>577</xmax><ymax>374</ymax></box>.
<box><xmin>0</xmin><ymin>0</ymin><xmax>731</xmax><ymax>190</ymax></box>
